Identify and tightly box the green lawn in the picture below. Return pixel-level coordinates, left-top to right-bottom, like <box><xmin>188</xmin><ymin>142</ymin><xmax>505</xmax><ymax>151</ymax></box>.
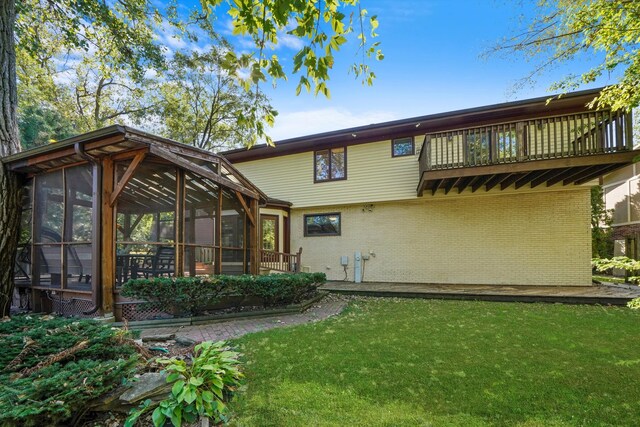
<box><xmin>231</xmin><ymin>298</ymin><xmax>640</xmax><ymax>426</ymax></box>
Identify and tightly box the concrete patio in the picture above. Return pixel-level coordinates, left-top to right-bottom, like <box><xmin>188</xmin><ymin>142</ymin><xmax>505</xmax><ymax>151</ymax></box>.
<box><xmin>321</xmin><ymin>281</ymin><xmax>640</xmax><ymax>305</ymax></box>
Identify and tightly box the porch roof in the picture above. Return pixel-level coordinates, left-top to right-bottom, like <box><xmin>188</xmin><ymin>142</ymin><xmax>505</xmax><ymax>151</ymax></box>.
<box><xmin>3</xmin><ymin>125</ymin><xmax>267</xmax><ymax>202</ymax></box>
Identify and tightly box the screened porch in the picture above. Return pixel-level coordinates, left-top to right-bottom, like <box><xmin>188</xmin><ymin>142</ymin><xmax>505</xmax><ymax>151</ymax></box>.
<box><xmin>7</xmin><ymin>125</ymin><xmax>264</xmax><ymax>318</ymax></box>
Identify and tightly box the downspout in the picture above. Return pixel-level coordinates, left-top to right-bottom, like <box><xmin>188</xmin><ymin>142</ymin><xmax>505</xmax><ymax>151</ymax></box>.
<box><xmin>74</xmin><ymin>142</ymin><xmax>102</xmax><ymax>315</ymax></box>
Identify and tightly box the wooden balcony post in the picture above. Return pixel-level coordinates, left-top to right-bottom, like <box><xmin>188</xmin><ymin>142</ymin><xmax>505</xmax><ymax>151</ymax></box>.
<box><xmin>625</xmin><ymin>110</ymin><xmax>633</xmax><ymax>150</ymax></box>
<box><xmin>296</xmin><ymin>247</ymin><xmax>303</xmax><ymax>273</ymax></box>
<box><xmin>516</xmin><ymin>122</ymin><xmax>526</xmax><ymax>161</ymax></box>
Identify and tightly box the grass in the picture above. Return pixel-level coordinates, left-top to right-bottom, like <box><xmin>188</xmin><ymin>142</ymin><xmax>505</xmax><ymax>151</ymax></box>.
<box><xmin>230</xmin><ymin>298</ymin><xmax>640</xmax><ymax>426</ymax></box>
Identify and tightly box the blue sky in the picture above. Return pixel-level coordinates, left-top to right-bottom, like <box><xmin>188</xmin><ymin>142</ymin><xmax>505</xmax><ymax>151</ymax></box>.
<box><xmin>179</xmin><ymin>0</ymin><xmax>614</xmax><ymax>141</ymax></box>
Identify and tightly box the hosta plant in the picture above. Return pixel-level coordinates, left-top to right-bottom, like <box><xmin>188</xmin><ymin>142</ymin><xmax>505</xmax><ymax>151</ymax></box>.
<box><xmin>128</xmin><ymin>341</ymin><xmax>243</xmax><ymax>426</ymax></box>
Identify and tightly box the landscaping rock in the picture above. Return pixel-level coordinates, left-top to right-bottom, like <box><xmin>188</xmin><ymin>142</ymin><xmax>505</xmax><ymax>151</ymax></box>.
<box><xmin>175</xmin><ymin>336</ymin><xmax>197</xmax><ymax>347</ymax></box>
<box><xmin>119</xmin><ymin>372</ymin><xmax>171</xmax><ymax>404</ymax></box>
<box><xmin>141</xmin><ymin>333</ymin><xmax>175</xmax><ymax>342</ymax></box>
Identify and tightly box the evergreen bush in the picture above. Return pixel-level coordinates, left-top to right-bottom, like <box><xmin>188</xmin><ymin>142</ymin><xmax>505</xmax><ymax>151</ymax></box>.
<box><xmin>0</xmin><ymin>315</ymin><xmax>140</xmax><ymax>426</ymax></box>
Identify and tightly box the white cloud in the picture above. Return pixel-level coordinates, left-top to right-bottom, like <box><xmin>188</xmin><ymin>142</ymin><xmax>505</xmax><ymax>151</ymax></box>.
<box><xmin>273</xmin><ymin>33</ymin><xmax>304</xmax><ymax>51</ymax></box>
<box><xmin>267</xmin><ymin>108</ymin><xmax>398</xmax><ymax>141</ymax></box>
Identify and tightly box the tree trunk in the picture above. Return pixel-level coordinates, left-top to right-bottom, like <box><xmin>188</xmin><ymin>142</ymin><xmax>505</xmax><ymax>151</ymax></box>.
<box><xmin>0</xmin><ymin>0</ymin><xmax>23</xmax><ymax>317</ymax></box>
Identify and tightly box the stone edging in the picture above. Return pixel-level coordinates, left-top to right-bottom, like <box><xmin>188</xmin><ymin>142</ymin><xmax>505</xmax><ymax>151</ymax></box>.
<box><xmin>113</xmin><ymin>292</ymin><xmax>329</xmax><ymax>330</ymax></box>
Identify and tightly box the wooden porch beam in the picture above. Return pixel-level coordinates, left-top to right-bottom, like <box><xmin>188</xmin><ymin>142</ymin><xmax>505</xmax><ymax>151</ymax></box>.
<box><xmin>109</xmin><ymin>150</ymin><xmax>147</xmax><ymax>206</ymax></box>
<box><xmin>530</xmin><ymin>168</ymin><xmax>567</xmax><ymax>188</ymax></box>
<box><xmin>431</xmin><ymin>179</ymin><xmax>444</xmax><ymax>195</ymax></box>
<box><xmin>471</xmin><ymin>175</ymin><xmax>491</xmax><ymax>192</ymax></box>
<box><xmin>546</xmin><ymin>166</ymin><xmax>591</xmax><ymax>187</ymax></box>
<box><xmin>485</xmin><ymin>173</ymin><xmax>511</xmax><ymax>191</ymax></box>
<box><xmin>418</xmin><ymin>149</ymin><xmax>640</xmax><ymax>182</ymax></box>
<box><xmin>457</xmin><ymin>176</ymin><xmax>474</xmax><ymax>193</ymax></box>
<box><xmin>9</xmin><ymin>135</ymin><xmax>127</xmax><ymax>171</ymax></box>
<box><xmin>235</xmin><ymin>191</ymin><xmax>256</xmax><ymax>226</ymax></box>
<box><xmin>574</xmin><ymin>164</ymin><xmax>624</xmax><ymax>185</ymax></box>
<box><xmin>500</xmin><ymin>173</ymin><xmax>524</xmax><ymax>190</ymax></box>
<box><xmin>110</xmin><ymin>147</ymin><xmax>149</xmax><ymax>162</ymax></box>
<box><xmin>515</xmin><ymin>170</ymin><xmax>546</xmax><ymax>190</ymax></box>
<box><xmin>444</xmin><ymin>177</ymin><xmax>461</xmax><ymax>195</ymax></box>
<box><xmin>561</xmin><ymin>166</ymin><xmax>602</xmax><ymax>186</ymax></box>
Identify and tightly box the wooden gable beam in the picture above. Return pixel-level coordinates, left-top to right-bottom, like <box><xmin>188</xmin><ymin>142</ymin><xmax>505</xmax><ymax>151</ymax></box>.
<box><xmin>109</xmin><ymin>150</ymin><xmax>147</xmax><ymax>206</ymax></box>
<box><xmin>235</xmin><ymin>191</ymin><xmax>256</xmax><ymax>226</ymax></box>
<box><xmin>149</xmin><ymin>145</ymin><xmax>258</xmax><ymax>199</ymax></box>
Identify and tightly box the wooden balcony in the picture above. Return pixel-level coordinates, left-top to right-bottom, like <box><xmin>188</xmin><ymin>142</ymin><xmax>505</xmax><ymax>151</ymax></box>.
<box><xmin>417</xmin><ymin>110</ymin><xmax>638</xmax><ymax>196</ymax></box>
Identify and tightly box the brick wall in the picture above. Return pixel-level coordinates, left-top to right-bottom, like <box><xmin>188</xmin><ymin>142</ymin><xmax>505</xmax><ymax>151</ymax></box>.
<box><xmin>291</xmin><ymin>188</ymin><xmax>592</xmax><ymax>286</ymax></box>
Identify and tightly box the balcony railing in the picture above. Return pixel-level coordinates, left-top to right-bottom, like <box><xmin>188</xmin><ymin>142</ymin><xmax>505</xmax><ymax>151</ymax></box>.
<box><xmin>260</xmin><ymin>247</ymin><xmax>303</xmax><ymax>273</ymax></box>
<box><xmin>419</xmin><ymin>110</ymin><xmax>633</xmax><ymax>175</ymax></box>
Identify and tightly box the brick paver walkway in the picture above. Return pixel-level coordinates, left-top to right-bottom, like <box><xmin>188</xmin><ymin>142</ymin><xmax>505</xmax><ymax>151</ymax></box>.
<box><xmin>140</xmin><ymin>298</ymin><xmax>347</xmax><ymax>342</ymax></box>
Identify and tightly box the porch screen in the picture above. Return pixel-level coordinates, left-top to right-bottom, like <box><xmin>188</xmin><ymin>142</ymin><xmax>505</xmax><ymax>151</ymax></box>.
<box><xmin>115</xmin><ymin>161</ymin><xmax>177</xmax><ymax>286</ymax></box>
<box><xmin>221</xmin><ymin>189</ymin><xmax>247</xmax><ymax>274</ymax></box>
<box><xmin>183</xmin><ymin>172</ymin><xmax>219</xmax><ymax>277</ymax></box>
<box><xmin>30</xmin><ymin>165</ymin><xmax>94</xmax><ymax>290</ymax></box>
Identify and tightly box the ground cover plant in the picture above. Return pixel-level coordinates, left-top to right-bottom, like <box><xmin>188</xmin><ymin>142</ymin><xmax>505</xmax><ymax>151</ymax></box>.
<box><xmin>231</xmin><ymin>298</ymin><xmax>640</xmax><ymax>426</ymax></box>
<box><xmin>0</xmin><ymin>315</ymin><xmax>141</xmax><ymax>426</ymax></box>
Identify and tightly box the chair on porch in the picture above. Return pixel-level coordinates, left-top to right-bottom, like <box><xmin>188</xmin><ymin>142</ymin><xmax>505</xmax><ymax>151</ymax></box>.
<box><xmin>138</xmin><ymin>246</ymin><xmax>175</xmax><ymax>278</ymax></box>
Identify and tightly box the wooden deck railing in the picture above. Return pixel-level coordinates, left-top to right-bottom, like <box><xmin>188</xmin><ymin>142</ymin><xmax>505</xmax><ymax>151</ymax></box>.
<box><xmin>259</xmin><ymin>247</ymin><xmax>303</xmax><ymax>273</ymax></box>
<box><xmin>419</xmin><ymin>110</ymin><xmax>633</xmax><ymax>174</ymax></box>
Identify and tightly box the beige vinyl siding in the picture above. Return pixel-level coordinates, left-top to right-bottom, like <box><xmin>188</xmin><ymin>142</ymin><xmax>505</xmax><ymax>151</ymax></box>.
<box><xmin>235</xmin><ymin>139</ymin><xmax>419</xmax><ymax>208</ymax></box>
<box><xmin>291</xmin><ymin>187</ymin><xmax>592</xmax><ymax>286</ymax></box>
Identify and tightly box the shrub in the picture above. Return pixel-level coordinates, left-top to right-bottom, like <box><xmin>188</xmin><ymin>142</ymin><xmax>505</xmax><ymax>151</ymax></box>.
<box><xmin>0</xmin><ymin>315</ymin><xmax>140</xmax><ymax>427</ymax></box>
<box><xmin>121</xmin><ymin>276</ymin><xmax>228</xmax><ymax>316</ymax></box>
<box><xmin>126</xmin><ymin>341</ymin><xmax>243</xmax><ymax>427</ymax></box>
<box><xmin>592</xmin><ymin>257</ymin><xmax>640</xmax><ymax>309</ymax></box>
<box><xmin>122</xmin><ymin>272</ymin><xmax>327</xmax><ymax>313</ymax></box>
<box><xmin>249</xmin><ymin>272</ymin><xmax>326</xmax><ymax>307</ymax></box>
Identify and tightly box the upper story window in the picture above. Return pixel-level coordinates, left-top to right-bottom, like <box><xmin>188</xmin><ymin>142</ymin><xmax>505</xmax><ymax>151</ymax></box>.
<box><xmin>392</xmin><ymin>137</ymin><xmax>415</xmax><ymax>157</ymax></box>
<box><xmin>314</xmin><ymin>147</ymin><xmax>346</xmax><ymax>182</ymax></box>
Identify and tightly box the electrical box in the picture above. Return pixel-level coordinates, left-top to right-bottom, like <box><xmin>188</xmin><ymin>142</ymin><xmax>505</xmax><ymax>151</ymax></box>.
<box><xmin>354</xmin><ymin>251</ymin><xmax>362</xmax><ymax>283</ymax></box>
<box><xmin>340</xmin><ymin>256</ymin><xmax>349</xmax><ymax>266</ymax></box>
<box><xmin>362</xmin><ymin>253</ymin><xmax>370</xmax><ymax>260</ymax></box>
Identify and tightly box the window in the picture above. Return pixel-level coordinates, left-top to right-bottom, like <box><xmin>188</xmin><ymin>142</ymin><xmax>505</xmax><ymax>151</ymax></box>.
<box><xmin>392</xmin><ymin>137</ymin><xmax>414</xmax><ymax>157</ymax></box>
<box><xmin>314</xmin><ymin>147</ymin><xmax>346</xmax><ymax>182</ymax></box>
<box><xmin>304</xmin><ymin>213</ymin><xmax>341</xmax><ymax>236</ymax></box>
<box><xmin>261</xmin><ymin>215</ymin><xmax>279</xmax><ymax>251</ymax></box>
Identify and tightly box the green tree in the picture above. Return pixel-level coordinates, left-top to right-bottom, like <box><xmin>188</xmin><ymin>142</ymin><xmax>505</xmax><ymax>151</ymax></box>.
<box><xmin>491</xmin><ymin>0</ymin><xmax>640</xmax><ymax>111</ymax></box>
<box><xmin>18</xmin><ymin>104</ymin><xmax>75</xmax><ymax>149</ymax></box>
<box><xmin>591</xmin><ymin>185</ymin><xmax>614</xmax><ymax>258</ymax></box>
<box><xmin>0</xmin><ymin>0</ymin><xmax>381</xmax><ymax>316</ymax></box>
<box><xmin>158</xmin><ymin>40</ymin><xmax>277</xmax><ymax>151</ymax></box>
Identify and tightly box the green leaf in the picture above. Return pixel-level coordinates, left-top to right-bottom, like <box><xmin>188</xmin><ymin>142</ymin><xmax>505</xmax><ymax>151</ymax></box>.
<box><xmin>151</xmin><ymin>407</ymin><xmax>166</xmax><ymax>427</ymax></box>
<box><xmin>189</xmin><ymin>376</ymin><xmax>204</xmax><ymax>386</ymax></box>
<box><xmin>172</xmin><ymin>380</ymin><xmax>185</xmax><ymax>397</ymax></box>
<box><xmin>202</xmin><ymin>390</ymin><xmax>215</xmax><ymax>402</ymax></box>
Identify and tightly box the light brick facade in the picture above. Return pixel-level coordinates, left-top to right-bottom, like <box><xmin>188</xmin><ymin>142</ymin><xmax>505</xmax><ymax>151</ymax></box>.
<box><xmin>291</xmin><ymin>188</ymin><xmax>592</xmax><ymax>286</ymax></box>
